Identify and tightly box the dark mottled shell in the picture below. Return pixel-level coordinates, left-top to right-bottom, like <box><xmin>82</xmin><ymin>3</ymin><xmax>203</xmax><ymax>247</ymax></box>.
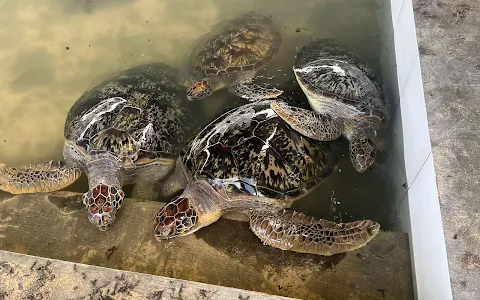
<box><xmin>183</xmin><ymin>101</ymin><xmax>339</xmax><ymax>202</ymax></box>
<box><xmin>294</xmin><ymin>39</ymin><xmax>387</xmax><ymax>119</ymax></box>
<box><xmin>65</xmin><ymin>63</ymin><xmax>195</xmax><ymax>162</ymax></box>
<box><xmin>191</xmin><ymin>13</ymin><xmax>281</xmax><ymax>77</ymax></box>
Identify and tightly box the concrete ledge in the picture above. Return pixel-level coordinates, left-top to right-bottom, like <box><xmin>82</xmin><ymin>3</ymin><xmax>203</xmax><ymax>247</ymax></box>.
<box><xmin>0</xmin><ymin>191</ymin><xmax>414</xmax><ymax>300</ymax></box>
<box><xmin>389</xmin><ymin>0</ymin><xmax>452</xmax><ymax>299</ymax></box>
<box><xmin>0</xmin><ymin>249</ymin><xmax>293</xmax><ymax>300</ymax></box>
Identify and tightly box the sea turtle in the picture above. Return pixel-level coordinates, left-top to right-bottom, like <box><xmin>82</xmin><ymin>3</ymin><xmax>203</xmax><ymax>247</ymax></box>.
<box><xmin>186</xmin><ymin>12</ymin><xmax>283</xmax><ymax>101</ymax></box>
<box><xmin>0</xmin><ymin>63</ymin><xmax>195</xmax><ymax>231</ymax></box>
<box><xmin>154</xmin><ymin>100</ymin><xmax>380</xmax><ymax>256</ymax></box>
<box><xmin>269</xmin><ymin>39</ymin><xmax>388</xmax><ymax>173</ymax></box>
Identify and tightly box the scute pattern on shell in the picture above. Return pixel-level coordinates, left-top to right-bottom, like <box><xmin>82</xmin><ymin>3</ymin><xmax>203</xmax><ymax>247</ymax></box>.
<box><xmin>65</xmin><ymin>63</ymin><xmax>194</xmax><ymax>160</ymax></box>
<box><xmin>183</xmin><ymin>101</ymin><xmax>338</xmax><ymax>202</ymax></box>
<box><xmin>295</xmin><ymin>39</ymin><xmax>387</xmax><ymax>119</ymax></box>
<box><xmin>191</xmin><ymin>12</ymin><xmax>281</xmax><ymax>77</ymax></box>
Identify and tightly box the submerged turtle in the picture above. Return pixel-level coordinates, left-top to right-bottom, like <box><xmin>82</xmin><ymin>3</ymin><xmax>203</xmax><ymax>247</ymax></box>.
<box><xmin>154</xmin><ymin>100</ymin><xmax>380</xmax><ymax>256</ymax></box>
<box><xmin>83</xmin><ymin>0</ymin><xmax>96</xmax><ymax>13</ymax></box>
<box><xmin>186</xmin><ymin>12</ymin><xmax>283</xmax><ymax>101</ymax></box>
<box><xmin>0</xmin><ymin>63</ymin><xmax>195</xmax><ymax>231</ymax></box>
<box><xmin>270</xmin><ymin>39</ymin><xmax>388</xmax><ymax>173</ymax></box>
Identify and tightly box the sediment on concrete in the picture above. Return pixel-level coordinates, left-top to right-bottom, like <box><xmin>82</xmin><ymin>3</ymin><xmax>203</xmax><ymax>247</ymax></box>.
<box><xmin>0</xmin><ymin>191</ymin><xmax>413</xmax><ymax>299</ymax></box>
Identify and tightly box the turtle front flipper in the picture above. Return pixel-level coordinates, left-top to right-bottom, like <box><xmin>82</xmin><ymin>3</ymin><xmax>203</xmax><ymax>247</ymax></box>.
<box><xmin>249</xmin><ymin>209</ymin><xmax>380</xmax><ymax>256</ymax></box>
<box><xmin>229</xmin><ymin>83</ymin><xmax>283</xmax><ymax>101</ymax></box>
<box><xmin>270</xmin><ymin>102</ymin><xmax>343</xmax><ymax>141</ymax></box>
<box><xmin>0</xmin><ymin>161</ymin><xmax>82</xmax><ymax>194</ymax></box>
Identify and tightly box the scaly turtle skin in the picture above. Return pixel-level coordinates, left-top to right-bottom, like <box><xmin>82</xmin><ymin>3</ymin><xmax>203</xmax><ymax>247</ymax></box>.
<box><xmin>270</xmin><ymin>39</ymin><xmax>388</xmax><ymax>173</ymax></box>
<box><xmin>154</xmin><ymin>100</ymin><xmax>380</xmax><ymax>256</ymax></box>
<box><xmin>0</xmin><ymin>63</ymin><xmax>195</xmax><ymax>231</ymax></box>
<box><xmin>186</xmin><ymin>12</ymin><xmax>283</xmax><ymax>101</ymax></box>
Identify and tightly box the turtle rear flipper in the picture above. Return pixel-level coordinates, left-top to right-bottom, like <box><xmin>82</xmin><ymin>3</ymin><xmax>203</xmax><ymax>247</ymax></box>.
<box><xmin>229</xmin><ymin>83</ymin><xmax>283</xmax><ymax>101</ymax></box>
<box><xmin>270</xmin><ymin>102</ymin><xmax>343</xmax><ymax>141</ymax></box>
<box><xmin>249</xmin><ymin>209</ymin><xmax>380</xmax><ymax>256</ymax></box>
<box><xmin>0</xmin><ymin>161</ymin><xmax>82</xmax><ymax>194</ymax></box>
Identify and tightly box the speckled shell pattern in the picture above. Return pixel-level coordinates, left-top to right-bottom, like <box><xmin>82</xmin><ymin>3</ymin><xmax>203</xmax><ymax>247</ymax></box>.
<box><xmin>183</xmin><ymin>101</ymin><xmax>338</xmax><ymax>203</ymax></box>
<box><xmin>64</xmin><ymin>63</ymin><xmax>195</xmax><ymax>163</ymax></box>
<box><xmin>295</xmin><ymin>39</ymin><xmax>387</xmax><ymax>119</ymax></box>
<box><xmin>191</xmin><ymin>12</ymin><xmax>281</xmax><ymax>77</ymax></box>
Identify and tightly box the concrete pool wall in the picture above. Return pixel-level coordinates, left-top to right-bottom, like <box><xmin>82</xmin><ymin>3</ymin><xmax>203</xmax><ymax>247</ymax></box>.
<box><xmin>0</xmin><ymin>1</ymin><xmax>453</xmax><ymax>299</ymax></box>
<box><xmin>379</xmin><ymin>0</ymin><xmax>453</xmax><ymax>299</ymax></box>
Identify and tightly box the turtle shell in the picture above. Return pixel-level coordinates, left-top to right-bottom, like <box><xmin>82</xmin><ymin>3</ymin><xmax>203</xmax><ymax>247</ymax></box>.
<box><xmin>294</xmin><ymin>39</ymin><xmax>387</xmax><ymax>119</ymax></box>
<box><xmin>183</xmin><ymin>100</ymin><xmax>339</xmax><ymax>202</ymax></box>
<box><xmin>65</xmin><ymin>63</ymin><xmax>195</xmax><ymax>164</ymax></box>
<box><xmin>191</xmin><ymin>12</ymin><xmax>281</xmax><ymax>77</ymax></box>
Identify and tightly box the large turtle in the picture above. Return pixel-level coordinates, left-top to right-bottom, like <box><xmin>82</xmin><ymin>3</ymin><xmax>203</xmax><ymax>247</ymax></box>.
<box><xmin>0</xmin><ymin>63</ymin><xmax>195</xmax><ymax>231</ymax></box>
<box><xmin>154</xmin><ymin>100</ymin><xmax>380</xmax><ymax>256</ymax></box>
<box><xmin>186</xmin><ymin>12</ymin><xmax>283</xmax><ymax>101</ymax></box>
<box><xmin>270</xmin><ymin>39</ymin><xmax>388</xmax><ymax>173</ymax></box>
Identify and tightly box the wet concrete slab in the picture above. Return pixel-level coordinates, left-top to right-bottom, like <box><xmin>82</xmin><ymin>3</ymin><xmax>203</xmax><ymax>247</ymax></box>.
<box><xmin>0</xmin><ymin>249</ymin><xmax>293</xmax><ymax>300</ymax></box>
<box><xmin>0</xmin><ymin>191</ymin><xmax>413</xmax><ymax>300</ymax></box>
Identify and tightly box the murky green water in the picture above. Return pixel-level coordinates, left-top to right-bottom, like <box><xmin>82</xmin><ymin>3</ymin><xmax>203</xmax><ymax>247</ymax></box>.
<box><xmin>0</xmin><ymin>0</ymin><xmax>393</xmax><ymax>229</ymax></box>
<box><xmin>0</xmin><ymin>1</ymin><xmax>404</xmax><ymax>299</ymax></box>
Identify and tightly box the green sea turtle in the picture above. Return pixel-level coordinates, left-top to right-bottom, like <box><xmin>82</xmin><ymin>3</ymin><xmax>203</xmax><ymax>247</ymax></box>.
<box><xmin>270</xmin><ymin>39</ymin><xmax>388</xmax><ymax>173</ymax></box>
<box><xmin>186</xmin><ymin>12</ymin><xmax>283</xmax><ymax>101</ymax></box>
<box><xmin>154</xmin><ymin>100</ymin><xmax>380</xmax><ymax>256</ymax></box>
<box><xmin>0</xmin><ymin>63</ymin><xmax>195</xmax><ymax>231</ymax></box>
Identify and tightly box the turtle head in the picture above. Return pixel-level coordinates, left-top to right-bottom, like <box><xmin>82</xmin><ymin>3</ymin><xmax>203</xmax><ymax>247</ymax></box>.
<box><xmin>81</xmin><ymin>156</ymin><xmax>127</xmax><ymax>230</ymax></box>
<box><xmin>186</xmin><ymin>79</ymin><xmax>213</xmax><ymax>100</ymax></box>
<box><xmin>154</xmin><ymin>180</ymin><xmax>222</xmax><ymax>240</ymax></box>
<box><xmin>350</xmin><ymin>136</ymin><xmax>376</xmax><ymax>173</ymax></box>
<box><xmin>83</xmin><ymin>184</ymin><xmax>124</xmax><ymax>231</ymax></box>
<box><xmin>154</xmin><ymin>196</ymin><xmax>198</xmax><ymax>239</ymax></box>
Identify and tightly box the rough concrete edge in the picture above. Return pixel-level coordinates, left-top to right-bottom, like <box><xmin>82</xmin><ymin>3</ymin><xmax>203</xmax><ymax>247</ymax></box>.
<box><xmin>0</xmin><ymin>250</ymin><xmax>297</xmax><ymax>300</ymax></box>
<box><xmin>390</xmin><ymin>0</ymin><xmax>453</xmax><ymax>299</ymax></box>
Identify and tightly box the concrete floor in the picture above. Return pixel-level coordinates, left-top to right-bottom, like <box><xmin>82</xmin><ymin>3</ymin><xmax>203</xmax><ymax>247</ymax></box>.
<box><xmin>413</xmin><ymin>1</ymin><xmax>480</xmax><ymax>299</ymax></box>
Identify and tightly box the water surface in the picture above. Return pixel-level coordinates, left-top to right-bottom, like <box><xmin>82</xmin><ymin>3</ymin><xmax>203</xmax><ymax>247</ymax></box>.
<box><xmin>0</xmin><ymin>0</ymin><xmax>393</xmax><ymax>231</ymax></box>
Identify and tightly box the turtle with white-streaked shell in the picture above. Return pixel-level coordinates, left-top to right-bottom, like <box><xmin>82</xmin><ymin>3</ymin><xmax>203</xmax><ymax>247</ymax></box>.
<box><xmin>270</xmin><ymin>39</ymin><xmax>388</xmax><ymax>173</ymax></box>
<box><xmin>153</xmin><ymin>100</ymin><xmax>380</xmax><ymax>256</ymax></box>
<box><xmin>0</xmin><ymin>63</ymin><xmax>196</xmax><ymax>231</ymax></box>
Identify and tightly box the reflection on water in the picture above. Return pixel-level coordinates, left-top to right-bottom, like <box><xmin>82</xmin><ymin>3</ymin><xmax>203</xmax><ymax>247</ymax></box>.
<box><xmin>0</xmin><ymin>0</ymin><xmax>392</xmax><ymax>231</ymax></box>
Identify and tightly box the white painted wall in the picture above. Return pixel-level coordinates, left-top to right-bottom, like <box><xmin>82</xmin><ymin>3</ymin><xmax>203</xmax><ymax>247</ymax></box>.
<box><xmin>377</xmin><ymin>0</ymin><xmax>453</xmax><ymax>299</ymax></box>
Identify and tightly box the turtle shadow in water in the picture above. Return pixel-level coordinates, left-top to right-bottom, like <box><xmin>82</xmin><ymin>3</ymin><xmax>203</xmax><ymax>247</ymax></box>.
<box><xmin>195</xmin><ymin>218</ymin><xmax>346</xmax><ymax>273</ymax></box>
<box><xmin>48</xmin><ymin>193</ymin><xmax>85</xmax><ymax>213</ymax></box>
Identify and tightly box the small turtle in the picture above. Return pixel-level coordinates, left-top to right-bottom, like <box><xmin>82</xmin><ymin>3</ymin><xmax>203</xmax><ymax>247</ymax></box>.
<box><xmin>270</xmin><ymin>39</ymin><xmax>388</xmax><ymax>173</ymax></box>
<box><xmin>0</xmin><ymin>63</ymin><xmax>195</xmax><ymax>231</ymax></box>
<box><xmin>186</xmin><ymin>12</ymin><xmax>283</xmax><ymax>101</ymax></box>
<box><xmin>154</xmin><ymin>100</ymin><xmax>380</xmax><ymax>256</ymax></box>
